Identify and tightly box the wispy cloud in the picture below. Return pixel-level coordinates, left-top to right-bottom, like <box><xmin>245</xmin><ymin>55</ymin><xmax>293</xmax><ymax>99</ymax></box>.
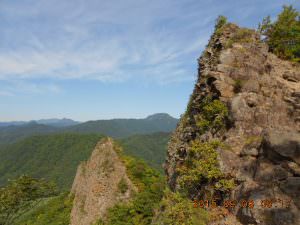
<box><xmin>0</xmin><ymin>80</ymin><xmax>62</xmax><ymax>96</ymax></box>
<box><xmin>0</xmin><ymin>0</ymin><xmax>299</xmax><ymax>86</ymax></box>
<box><xmin>0</xmin><ymin>0</ymin><xmax>215</xmax><ymax>85</ymax></box>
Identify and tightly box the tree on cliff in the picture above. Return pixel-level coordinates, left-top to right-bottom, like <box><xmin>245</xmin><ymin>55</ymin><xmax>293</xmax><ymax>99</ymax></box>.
<box><xmin>259</xmin><ymin>5</ymin><xmax>300</xmax><ymax>62</ymax></box>
<box><xmin>0</xmin><ymin>175</ymin><xmax>56</xmax><ymax>225</ymax></box>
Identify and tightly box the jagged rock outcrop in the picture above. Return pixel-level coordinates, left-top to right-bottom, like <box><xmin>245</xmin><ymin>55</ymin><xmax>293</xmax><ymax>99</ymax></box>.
<box><xmin>70</xmin><ymin>138</ymin><xmax>136</xmax><ymax>225</ymax></box>
<box><xmin>165</xmin><ymin>23</ymin><xmax>300</xmax><ymax>225</ymax></box>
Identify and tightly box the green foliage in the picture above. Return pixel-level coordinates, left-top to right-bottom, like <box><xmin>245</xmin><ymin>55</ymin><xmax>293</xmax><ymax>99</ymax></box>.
<box><xmin>103</xmin><ymin>156</ymin><xmax>165</xmax><ymax>225</ymax></box>
<box><xmin>15</xmin><ymin>193</ymin><xmax>73</xmax><ymax>225</ymax></box>
<box><xmin>0</xmin><ymin>123</ymin><xmax>58</xmax><ymax>145</ymax></box>
<box><xmin>0</xmin><ymin>175</ymin><xmax>56</xmax><ymax>225</ymax></box>
<box><xmin>93</xmin><ymin>218</ymin><xmax>105</xmax><ymax>225</ymax></box>
<box><xmin>214</xmin><ymin>179</ymin><xmax>235</xmax><ymax>191</ymax></box>
<box><xmin>233</xmin><ymin>28</ymin><xmax>254</xmax><ymax>42</ymax></box>
<box><xmin>225</xmin><ymin>28</ymin><xmax>254</xmax><ymax>48</ymax></box>
<box><xmin>259</xmin><ymin>5</ymin><xmax>300</xmax><ymax>62</ymax></box>
<box><xmin>177</xmin><ymin>140</ymin><xmax>235</xmax><ymax>193</ymax></box>
<box><xmin>119</xmin><ymin>132</ymin><xmax>170</xmax><ymax>172</ymax></box>
<box><xmin>118</xmin><ymin>178</ymin><xmax>129</xmax><ymax>194</ymax></box>
<box><xmin>0</xmin><ymin>133</ymin><xmax>102</xmax><ymax>190</ymax></box>
<box><xmin>195</xmin><ymin>98</ymin><xmax>228</xmax><ymax>134</ymax></box>
<box><xmin>155</xmin><ymin>189</ymin><xmax>208</xmax><ymax>225</ymax></box>
<box><xmin>121</xmin><ymin>155</ymin><xmax>164</xmax><ymax>192</ymax></box>
<box><xmin>215</xmin><ymin>15</ymin><xmax>228</xmax><ymax>35</ymax></box>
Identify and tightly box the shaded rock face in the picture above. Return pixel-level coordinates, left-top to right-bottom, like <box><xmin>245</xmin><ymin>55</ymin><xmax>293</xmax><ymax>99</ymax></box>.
<box><xmin>165</xmin><ymin>24</ymin><xmax>300</xmax><ymax>225</ymax></box>
<box><xmin>70</xmin><ymin>138</ymin><xmax>136</xmax><ymax>225</ymax></box>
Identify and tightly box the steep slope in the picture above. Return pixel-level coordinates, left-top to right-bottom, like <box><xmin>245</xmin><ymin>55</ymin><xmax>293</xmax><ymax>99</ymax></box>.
<box><xmin>70</xmin><ymin>138</ymin><xmax>136</xmax><ymax>225</ymax></box>
<box><xmin>0</xmin><ymin>133</ymin><xmax>102</xmax><ymax>190</ymax></box>
<box><xmin>164</xmin><ymin>22</ymin><xmax>300</xmax><ymax>225</ymax></box>
<box><xmin>70</xmin><ymin>138</ymin><xmax>164</xmax><ymax>225</ymax></box>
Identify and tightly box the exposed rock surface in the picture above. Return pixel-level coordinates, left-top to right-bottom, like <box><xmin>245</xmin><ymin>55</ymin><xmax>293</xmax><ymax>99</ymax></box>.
<box><xmin>165</xmin><ymin>23</ymin><xmax>300</xmax><ymax>225</ymax></box>
<box><xmin>70</xmin><ymin>138</ymin><xmax>136</xmax><ymax>225</ymax></box>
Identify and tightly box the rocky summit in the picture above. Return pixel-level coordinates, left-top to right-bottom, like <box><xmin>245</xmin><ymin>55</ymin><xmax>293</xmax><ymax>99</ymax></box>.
<box><xmin>165</xmin><ymin>23</ymin><xmax>300</xmax><ymax>225</ymax></box>
<box><xmin>70</xmin><ymin>138</ymin><xmax>136</xmax><ymax>225</ymax></box>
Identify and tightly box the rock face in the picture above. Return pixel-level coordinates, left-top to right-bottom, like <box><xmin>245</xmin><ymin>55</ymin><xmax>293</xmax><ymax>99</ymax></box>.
<box><xmin>165</xmin><ymin>24</ymin><xmax>300</xmax><ymax>225</ymax></box>
<box><xmin>70</xmin><ymin>138</ymin><xmax>136</xmax><ymax>225</ymax></box>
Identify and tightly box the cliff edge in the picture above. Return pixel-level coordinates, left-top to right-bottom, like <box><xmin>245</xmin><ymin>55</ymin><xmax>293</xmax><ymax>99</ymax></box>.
<box><xmin>165</xmin><ymin>22</ymin><xmax>300</xmax><ymax>225</ymax></box>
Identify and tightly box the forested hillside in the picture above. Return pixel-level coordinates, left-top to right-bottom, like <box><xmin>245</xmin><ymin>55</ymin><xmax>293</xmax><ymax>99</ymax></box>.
<box><xmin>0</xmin><ymin>132</ymin><xmax>171</xmax><ymax>190</ymax></box>
<box><xmin>64</xmin><ymin>113</ymin><xmax>177</xmax><ymax>138</ymax></box>
<box><xmin>0</xmin><ymin>133</ymin><xmax>103</xmax><ymax>190</ymax></box>
<box><xmin>120</xmin><ymin>132</ymin><xmax>170</xmax><ymax>171</ymax></box>
<box><xmin>0</xmin><ymin>122</ymin><xmax>58</xmax><ymax>145</ymax></box>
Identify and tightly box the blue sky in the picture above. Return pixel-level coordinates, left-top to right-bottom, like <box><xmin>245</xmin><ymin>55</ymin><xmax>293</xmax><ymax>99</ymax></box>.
<box><xmin>0</xmin><ymin>0</ymin><xmax>299</xmax><ymax>121</ymax></box>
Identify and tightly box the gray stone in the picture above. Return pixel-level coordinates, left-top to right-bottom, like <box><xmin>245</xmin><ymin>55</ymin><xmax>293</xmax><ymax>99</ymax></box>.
<box><xmin>265</xmin><ymin>131</ymin><xmax>300</xmax><ymax>164</ymax></box>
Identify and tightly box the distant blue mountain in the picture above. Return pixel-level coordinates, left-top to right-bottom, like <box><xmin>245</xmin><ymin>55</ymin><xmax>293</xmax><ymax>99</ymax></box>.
<box><xmin>0</xmin><ymin>118</ymin><xmax>80</xmax><ymax>128</ymax></box>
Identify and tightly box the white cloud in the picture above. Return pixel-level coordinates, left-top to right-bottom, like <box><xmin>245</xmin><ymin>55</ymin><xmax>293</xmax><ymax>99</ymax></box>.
<box><xmin>0</xmin><ymin>0</ymin><xmax>216</xmax><ymax>84</ymax></box>
<box><xmin>2</xmin><ymin>0</ymin><xmax>296</xmax><ymax>85</ymax></box>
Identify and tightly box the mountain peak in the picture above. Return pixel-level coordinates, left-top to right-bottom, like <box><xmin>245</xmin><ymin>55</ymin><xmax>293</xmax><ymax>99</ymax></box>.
<box><xmin>145</xmin><ymin>113</ymin><xmax>176</xmax><ymax>121</ymax></box>
<box><xmin>70</xmin><ymin>138</ymin><xmax>136</xmax><ymax>225</ymax></box>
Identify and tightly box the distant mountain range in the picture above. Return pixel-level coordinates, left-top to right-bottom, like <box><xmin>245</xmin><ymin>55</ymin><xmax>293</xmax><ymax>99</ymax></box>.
<box><xmin>0</xmin><ymin>113</ymin><xmax>178</xmax><ymax>145</ymax></box>
<box><xmin>65</xmin><ymin>113</ymin><xmax>178</xmax><ymax>138</ymax></box>
<box><xmin>0</xmin><ymin>118</ymin><xmax>80</xmax><ymax>128</ymax></box>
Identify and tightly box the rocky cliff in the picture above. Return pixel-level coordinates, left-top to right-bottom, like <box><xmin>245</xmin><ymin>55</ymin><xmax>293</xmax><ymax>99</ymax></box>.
<box><xmin>70</xmin><ymin>138</ymin><xmax>136</xmax><ymax>225</ymax></box>
<box><xmin>165</xmin><ymin>23</ymin><xmax>300</xmax><ymax>225</ymax></box>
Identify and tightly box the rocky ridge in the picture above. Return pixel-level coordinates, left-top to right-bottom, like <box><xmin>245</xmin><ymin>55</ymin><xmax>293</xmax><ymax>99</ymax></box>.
<box><xmin>165</xmin><ymin>23</ymin><xmax>300</xmax><ymax>225</ymax></box>
<box><xmin>70</xmin><ymin>138</ymin><xmax>136</xmax><ymax>225</ymax></box>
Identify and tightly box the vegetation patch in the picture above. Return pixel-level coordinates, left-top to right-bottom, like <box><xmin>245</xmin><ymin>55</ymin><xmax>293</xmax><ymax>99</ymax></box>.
<box><xmin>194</xmin><ymin>98</ymin><xmax>229</xmax><ymax>135</ymax></box>
<box><xmin>177</xmin><ymin>140</ymin><xmax>235</xmax><ymax>195</ymax></box>
<box><xmin>225</xmin><ymin>28</ymin><xmax>254</xmax><ymax>49</ymax></box>
<box><xmin>16</xmin><ymin>193</ymin><xmax>73</xmax><ymax>225</ymax></box>
<box><xmin>118</xmin><ymin>178</ymin><xmax>129</xmax><ymax>194</ymax></box>
<box><xmin>0</xmin><ymin>175</ymin><xmax>57</xmax><ymax>225</ymax></box>
<box><xmin>154</xmin><ymin>189</ymin><xmax>209</xmax><ymax>225</ymax></box>
<box><xmin>119</xmin><ymin>132</ymin><xmax>170</xmax><ymax>173</ymax></box>
<box><xmin>259</xmin><ymin>5</ymin><xmax>300</xmax><ymax>62</ymax></box>
<box><xmin>95</xmin><ymin>142</ymin><xmax>166</xmax><ymax>225</ymax></box>
<box><xmin>214</xmin><ymin>15</ymin><xmax>228</xmax><ymax>36</ymax></box>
